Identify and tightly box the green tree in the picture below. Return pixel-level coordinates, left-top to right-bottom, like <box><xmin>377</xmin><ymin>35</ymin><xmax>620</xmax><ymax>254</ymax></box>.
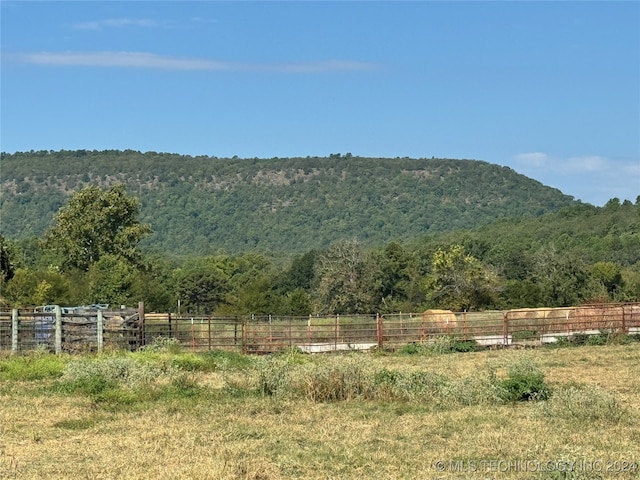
<box><xmin>0</xmin><ymin>235</ymin><xmax>16</xmax><ymax>285</ymax></box>
<box><xmin>372</xmin><ymin>242</ymin><xmax>414</xmax><ymax>312</ymax></box>
<box><xmin>285</xmin><ymin>288</ymin><xmax>312</xmax><ymax>315</ymax></box>
<box><xmin>2</xmin><ymin>267</ymin><xmax>75</xmax><ymax>307</ymax></box>
<box><xmin>530</xmin><ymin>245</ymin><xmax>591</xmax><ymax>307</ymax></box>
<box><xmin>0</xmin><ymin>236</ymin><xmax>17</xmax><ymax>305</ymax></box>
<box><xmin>591</xmin><ymin>261</ymin><xmax>624</xmax><ymax>299</ymax></box>
<box><xmin>43</xmin><ymin>185</ymin><xmax>151</xmax><ymax>271</ymax></box>
<box><xmin>87</xmin><ymin>254</ymin><xmax>138</xmax><ymax>306</ymax></box>
<box><xmin>314</xmin><ymin>239</ymin><xmax>381</xmax><ymax>314</ymax></box>
<box><xmin>426</xmin><ymin>244</ymin><xmax>500</xmax><ymax>311</ymax></box>
<box><xmin>231</xmin><ymin>275</ymin><xmax>284</xmax><ymax>315</ymax></box>
<box><xmin>619</xmin><ymin>267</ymin><xmax>640</xmax><ymax>302</ymax></box>
<box><xmin>275</xmin><ymin>250</ymin><xmax>317</xmax><ymax>293</ymax></box>
<box><xmin>175</xmin><ymin>267</ymin><xmax>228</xmax><ymax>314</ymax></box>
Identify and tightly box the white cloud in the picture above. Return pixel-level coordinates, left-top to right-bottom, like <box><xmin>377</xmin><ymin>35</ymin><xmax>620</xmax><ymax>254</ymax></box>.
<box><xmin>511</xmin><ymin>152</ymin><xmax>639</xmax><ymax>205</ymax></box>
<box><xmin>622</xmin><ymin>162</ymin><xmax>640</xmax><ymax>176</ymax></box>
<box><xmin>565</xmin><ymin>155</ymin><xmax>608</xmax><ymax>172</ymax></box>
<box><xmin>514</xmin><ymin>152</ymin><xmax>549</xmax><ymax>167</ymax></box>
<box><xmin>515</xmin><ymin>152</ymin><xmax>610</xmax><ymax>174</ymax></box>
<box><xmin>8</xmin><ymin>51</ymin><xmax>379</xmax><ymax>73</ymax></box>
<box><xmin>15</xmin><ymin>51</ymin><xmax>233</xmax><ymax>70</ymax></box>
<box><xmin>73</xmin><ymin>18</ymin><xmax>161</xmax><ymax>30</ymax></box>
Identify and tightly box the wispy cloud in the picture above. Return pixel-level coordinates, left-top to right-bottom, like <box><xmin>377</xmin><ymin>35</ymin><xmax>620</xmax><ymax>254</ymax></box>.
<box><xmin>7</xmin><ymin>51</ymin><xmax>379</xmax><ymax>73</ymax></box>
<box><xmin>73</xmin><ymin>18</ymin><xmax>162</xmax><ymax>30</ymax></box>
<box><xmin>565</xmin><ymin>155</ymin><xmax>608</xmax><ymax>172</ymax></box>
<box><xmin>513</xmin><ymin>151</ymin><xmax>639</xmax><ymax>205</ymax></box>
<box><xmin>515</xmin><ymin>152</ymin><xmax>611</xmax><ymax>174</ymax></box>
<box><xmin>514</xmin><ymin>152</ymin><xmax>549</xmax><ymax>168</ymax></box>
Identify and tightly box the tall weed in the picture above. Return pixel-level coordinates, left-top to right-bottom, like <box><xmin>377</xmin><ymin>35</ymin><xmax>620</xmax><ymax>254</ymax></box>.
<box><xmin>537</xmin><ymin>384</ymin><xmax>625</xmax><ymax>424</ymax></box>
<box><xmin>298</xmin><ymin>355</ymin><xmax>375</xmax><ymax>402</ymax></box>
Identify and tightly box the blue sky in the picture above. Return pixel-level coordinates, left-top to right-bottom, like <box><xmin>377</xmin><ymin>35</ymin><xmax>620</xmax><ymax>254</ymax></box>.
<box><xmin>2</xmin><ymin>1</ymin><xmax>639</xmax><ymax>206</ymax></box>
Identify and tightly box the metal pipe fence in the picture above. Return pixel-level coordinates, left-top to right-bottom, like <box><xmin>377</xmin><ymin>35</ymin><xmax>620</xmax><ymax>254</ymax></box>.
<box><xmin>1</xmin><ymin>303</ymin><xmax>638</xmax><ymax>355</ymax></box>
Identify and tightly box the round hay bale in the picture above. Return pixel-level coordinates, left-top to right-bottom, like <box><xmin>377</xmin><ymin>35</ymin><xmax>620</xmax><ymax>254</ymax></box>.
<box><xmin>420</xmin><ymin>309</ymin><xmax>458</xmax><ymax>335</ymax></box>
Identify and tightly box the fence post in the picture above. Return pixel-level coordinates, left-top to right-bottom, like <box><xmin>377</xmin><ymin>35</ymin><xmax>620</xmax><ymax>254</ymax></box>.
<box><xmin>97</xmin><ymin>309</ymin><xmax>104</xmax><ymax>353</ymax></box>
<box><xmin>242</xmin><ymin>317</ymin><xmax>247</xmax><ymax>355</ymax></box>
<box><xmin>376</xmin><ymin>314</ymin><xmax>383</xmax><ymax>349</ymax></box>
<box><xmin>168</xmin><ymin>312</ymin><xmax>172</xmax><ymax>339</ymax></box>
<box><xmin>11</xmin><ymin>309</ymin><xmax>18</xmax><ymax>354</ymax></box>
<box><xmin>138</xmin><ymin>302</ymin><xmax>145</xmax><ymax>348</ymax></box>
<box><xmin>462</xmin><ymin>311</ymin><xmax>468</xmax><ymax>339</ymax></box>
<box><xmin>54</xmin><ymin>305</ymin><xmax>62</xmax><ymax>354</ymax></box>
<box><xmin>335</xmin><ymin>314</ymin><xmax>339</xmax><ymax>351</ymax></box>
<box><xmin>621</xmin><ymin>306</ymin><xmax>627</xmax><ymax>334</ymax></box>
<box><xmin>502</xmin><ymin>311</ymin><xmax>508</xmax><ymax>346</ymax></box>
<box><xmin>234</xmin><ymin>319</ymin><xmax>238</xmax><ymax>346</ymax></box>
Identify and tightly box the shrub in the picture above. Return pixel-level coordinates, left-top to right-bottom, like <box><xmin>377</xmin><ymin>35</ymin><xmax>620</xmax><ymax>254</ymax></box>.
<box><xmin>547</xmin><ymin>332</ymin><xmax>636</xmax><ymax>348</ymax></box>
<box><xmin>449</xmin><ymin>338</ymin><xmax>480</xmax><ymax>353</ymax></box>
<box><xmin>255</xmin><ymin>356</ymin><xmax>293</xmax><ymax>397</ymax></box>
<box><xmin>585</xmin><ymin>333</ymin><xmax>609</xmax><ymax>346</ymax></box>
<box><xmin>498</xmin><ymin>356</ymin><xmax>550</xmax><ymax>402</ymax></box>
<box><xmin>397</xmin><ymin>337</ymin><xmax>480</xmax><ymax>356</ymax></box>
<box><xmin>398</xmin><ymin>343</ymin><xmax>431</xmax><ymax>355</ymax></box>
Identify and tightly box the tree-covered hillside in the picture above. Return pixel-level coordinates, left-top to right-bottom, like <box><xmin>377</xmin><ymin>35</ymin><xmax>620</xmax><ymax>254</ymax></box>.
<box><xmin>1</xmin><ymin>187</ymin><xmax>638</xmax><ymax>313</ymax></box>
<box><xmin>1</xmin><ymin>150</ymin><xmax>578</xmax><ymax>254</ymax></box>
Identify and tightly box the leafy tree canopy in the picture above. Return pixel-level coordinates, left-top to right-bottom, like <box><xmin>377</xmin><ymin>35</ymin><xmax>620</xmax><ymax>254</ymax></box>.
<box><xmin>43</xmin><ymin>185</ymin><xmax>152</xmax><ymax>271</ymax></box>
<box><xmin>426</xmin><ymin>244</ymin><xmax>500</xmax><ymax>311</ymax></box>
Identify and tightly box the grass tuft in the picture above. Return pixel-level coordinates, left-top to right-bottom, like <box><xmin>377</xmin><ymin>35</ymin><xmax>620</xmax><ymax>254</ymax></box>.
<box><xmin>0</xmin><ymin>351</ymin><xmax>67</xmax><ymax>381</ymax></box>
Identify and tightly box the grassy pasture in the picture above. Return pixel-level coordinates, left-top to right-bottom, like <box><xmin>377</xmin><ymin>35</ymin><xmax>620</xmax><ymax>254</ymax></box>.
<box><xmin>1</xmin><ymin>342</ymin><xmax>639</xmax><ymax>479</ymax></box>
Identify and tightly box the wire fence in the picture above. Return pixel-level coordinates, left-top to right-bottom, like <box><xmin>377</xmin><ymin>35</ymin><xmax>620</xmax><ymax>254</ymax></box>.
<box><xmin>1</xmin><ymin>303</ymin><xmax>639</xmax><ymax>355</ymax></box>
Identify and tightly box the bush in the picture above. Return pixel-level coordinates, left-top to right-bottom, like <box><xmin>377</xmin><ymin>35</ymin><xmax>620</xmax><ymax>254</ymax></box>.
<box><xmin>397</xmin><ymin>342</ymin><xmax>431</xmax><ymax>355</ymax></box>
<box><xmin>498</xmin><ymin>356</ymin><xmax>550</xmax><ymax>402</ymax></box>
<box><xmin>255</xmin><ymin>356</ymin><xmax>293</xmax><ymax>398</ymax></box>
<box><xmin>585</xmin><ymin>333</ymin><xmax>609</xmax><ymax>346</ymax></box>
<box><xmin>397</xmin><ymin>337</ymin><xmax>480</xmax><ymax>356</ymax></box>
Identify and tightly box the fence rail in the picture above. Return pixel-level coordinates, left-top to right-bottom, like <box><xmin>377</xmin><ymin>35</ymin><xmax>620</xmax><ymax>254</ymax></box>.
<box><xmin>1</xmin><ymin>303</ymin><xmax>639</xmax><ymax>355</ymax></box>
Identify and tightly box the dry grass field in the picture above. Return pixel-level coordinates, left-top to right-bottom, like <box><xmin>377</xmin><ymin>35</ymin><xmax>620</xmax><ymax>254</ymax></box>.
<box><xmin>1</xmin><ymin>340</ymin><xmax>639</xmax><ymax>479</ymax></box>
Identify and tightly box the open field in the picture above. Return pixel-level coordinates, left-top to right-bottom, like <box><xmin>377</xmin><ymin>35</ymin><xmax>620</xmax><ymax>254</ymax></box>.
<box><xmin>1</xmin><ymin>342</ymin><xmax>639</xmax><ymax>479</ymax></box>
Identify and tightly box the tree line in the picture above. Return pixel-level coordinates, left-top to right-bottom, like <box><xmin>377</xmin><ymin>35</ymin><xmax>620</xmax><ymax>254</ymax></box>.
<box><xmin>1</xmin><ymin>186</ymin><xmax>638</xmax><ymax>314</ymax></box>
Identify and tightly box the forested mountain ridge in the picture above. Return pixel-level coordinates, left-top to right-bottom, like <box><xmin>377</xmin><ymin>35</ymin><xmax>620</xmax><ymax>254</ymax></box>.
<box><xmin>1</xmin><ymin>150</ymin><xmax>578</xmax><ymax>254</ymax></box>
